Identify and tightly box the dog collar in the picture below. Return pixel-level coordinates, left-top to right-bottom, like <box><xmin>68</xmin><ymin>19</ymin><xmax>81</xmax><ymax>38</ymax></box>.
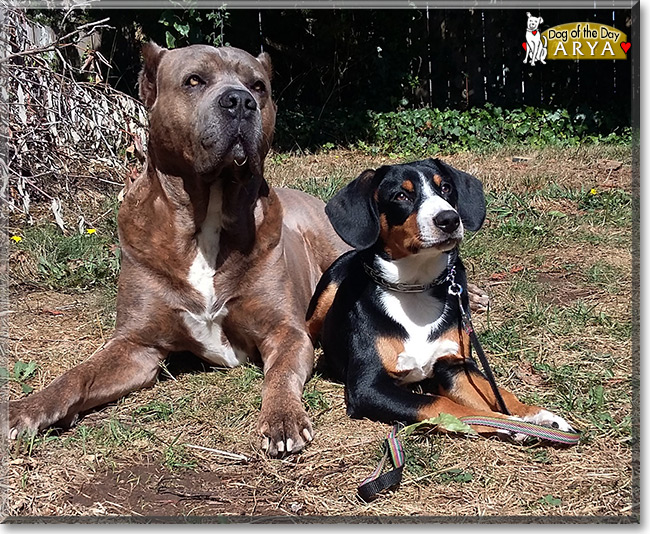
<box><xmin>364</xmin><ymin>249</ymin><xmax>458</xmax><ymax>293</ymax></box>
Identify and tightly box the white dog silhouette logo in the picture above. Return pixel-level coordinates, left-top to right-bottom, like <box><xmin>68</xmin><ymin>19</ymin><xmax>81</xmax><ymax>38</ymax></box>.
<box><xmin>523</xmin><ymin>12</ymin><xmax>548</xmax><ymax>66</ymax></box>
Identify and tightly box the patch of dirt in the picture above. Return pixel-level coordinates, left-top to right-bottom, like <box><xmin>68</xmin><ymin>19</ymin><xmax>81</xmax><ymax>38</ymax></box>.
<box><xmin>535</xmin><ymin>272</ymin><xmax>594</xmax><ymax>306</ymax></box>
<box><xmin>68</xmin><ymin>463</ymin><xmax>309</xmax><ymax>517</ymax></box>
<box><xmin>529</xmin><ymin>197</ymin><xmax>583</xmax><ymax>216</ymax></box>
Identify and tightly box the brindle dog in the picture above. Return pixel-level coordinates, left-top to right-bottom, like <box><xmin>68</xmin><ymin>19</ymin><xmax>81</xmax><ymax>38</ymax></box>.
<box><xmin>8</xmin><ymin>43</ymin><xmax>347</xmax><ymax>456</ymax></box>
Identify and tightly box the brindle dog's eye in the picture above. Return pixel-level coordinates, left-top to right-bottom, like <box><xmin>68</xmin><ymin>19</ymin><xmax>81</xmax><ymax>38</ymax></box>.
<box><xmin>185</xmin><ymin>75</ymin><xmax>204</xmax><ymax>87</ymax></box>
<box><xmin>252</xmin><ymin>80</ymin><xmax>266</xmax><ymax>93</ymax></box>
<box><xmin>441</xmin><ymin>182</ymin><xmax>452</xmax><ymax>194</ymax></box>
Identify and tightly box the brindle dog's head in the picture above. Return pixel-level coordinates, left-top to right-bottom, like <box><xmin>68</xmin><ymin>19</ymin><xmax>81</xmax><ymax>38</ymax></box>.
<box><xmin>138</xmin><ymin>42</ymin><xmax>276</xmax><ymax>180</ymax></box>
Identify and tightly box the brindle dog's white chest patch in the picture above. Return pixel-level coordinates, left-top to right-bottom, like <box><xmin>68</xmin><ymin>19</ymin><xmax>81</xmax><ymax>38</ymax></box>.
<box><xmin>182</xmin><ymin>184</ymin><xmax>246</xmax><ymax>367</ymax></box>
<box><xmin>380</xmin><ymin>290</ymin><xmax>459</xmax><ymax>383</ymax></box>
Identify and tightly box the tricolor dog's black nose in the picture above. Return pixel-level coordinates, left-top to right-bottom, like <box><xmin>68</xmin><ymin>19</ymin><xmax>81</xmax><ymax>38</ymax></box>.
<box><xmin>219</xmin><ymin>88</ymin><xmax>257</xmax><ymax>118</ymax></box>
<box><xmin>434</xmin><ymin>210</ymin><xmax>460</xmax><ymax>234</ymax></box>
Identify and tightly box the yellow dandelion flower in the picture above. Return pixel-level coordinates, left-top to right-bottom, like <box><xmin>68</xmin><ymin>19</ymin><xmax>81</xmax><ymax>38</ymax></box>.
<box><xmin>10</xmin><ymin>235</ymin><xmax>22</xmax><ymax>242</ymax></box>
<box><xmin>86</xmin><ymin>228</ymin><xmax>97</xmax><ymax>234</ymax></box>
<box><xmin>589</xmin><ymin>188</ymin><xmax>598</xmax><ymax>195</ymax></box>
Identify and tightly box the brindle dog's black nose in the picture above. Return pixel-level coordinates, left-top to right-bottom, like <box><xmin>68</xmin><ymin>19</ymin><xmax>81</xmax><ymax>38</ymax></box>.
<box><xmin>434</xmin><ymin>210</ymin><xmax>460</xmax><ymax>234</ymax></box>
<box><xmin>218</xmin><ymin>88</ymin><xmax>257</xmax><ymax>118</ymax></box>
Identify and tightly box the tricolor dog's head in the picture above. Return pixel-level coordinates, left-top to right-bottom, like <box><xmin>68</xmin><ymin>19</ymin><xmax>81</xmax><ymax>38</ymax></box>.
<box><xmin>325</xmin><ymin>159</ymin><xmax>486</xmax><ymax>259</ymax></box>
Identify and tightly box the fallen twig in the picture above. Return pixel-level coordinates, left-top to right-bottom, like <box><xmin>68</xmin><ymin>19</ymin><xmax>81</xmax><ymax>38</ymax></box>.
<box><xmin>184</xmin><ymin>444</ymin><xmax>250</xmax><ymax>462</ymax></box>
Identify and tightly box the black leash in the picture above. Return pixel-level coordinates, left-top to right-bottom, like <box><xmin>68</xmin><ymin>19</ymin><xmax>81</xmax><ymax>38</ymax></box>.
<box><xmin>445</xmin><ymin>261</ymin><xmax>511</xmax><ymax>416</ymax></box>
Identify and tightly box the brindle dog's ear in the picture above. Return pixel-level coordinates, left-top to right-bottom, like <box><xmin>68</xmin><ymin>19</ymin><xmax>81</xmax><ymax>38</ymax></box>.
<box><xmin>431</xmin><ymin>158</ymin><xmax>486</xmax><ymax>232</ymax></box>
<box><xmin>139</xmin><ymin>41</ymin><xmax>166</xmax><ymax>108</ymax></box>
<box><xmin>257</xmin><ymin>51</ymin><xmax>273</xmax><ymax>81</ymax></box>
<box><xmin>325</xmin><ymin>169</ymin><xmax>381</xmax><ymax>250</ymax></box>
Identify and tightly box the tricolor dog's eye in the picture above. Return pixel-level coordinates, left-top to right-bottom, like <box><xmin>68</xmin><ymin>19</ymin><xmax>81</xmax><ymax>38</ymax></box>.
<box><xmin>394</xmin><ymin>192</ymin><xmax>411</xmax><ymax>202</ymax></box>
<box><xmin>185</xmin><ymin>75</ymin><xmax>204</xmax><ymax>87</ymax></box>
<box><xmin>440</xmin><ymin>182</ymin><xmax>452</xmax><ymax>194</ymax></box>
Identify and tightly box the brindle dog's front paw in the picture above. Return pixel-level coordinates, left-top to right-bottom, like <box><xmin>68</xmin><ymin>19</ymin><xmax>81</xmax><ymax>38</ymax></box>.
<box><xmin>8</xmin><ymin>399</ymin><xmax>43</xmax><ymax>440</ymax></box>
<box><xmin>467</xmin><ymin>282</ymin><xmax>489</xmax><ymax>313</ymax></box>
<box><xmin>257</xmin><ymin>399</ymin><xmax>314</xmax><ymax>456</ymax></box>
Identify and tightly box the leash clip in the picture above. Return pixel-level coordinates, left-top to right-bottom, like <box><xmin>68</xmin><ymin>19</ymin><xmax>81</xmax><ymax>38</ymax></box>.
<box><xmin>446</xmin><ymin>264</ymin><xmax>463</xmax><ymax>297</ymax></box>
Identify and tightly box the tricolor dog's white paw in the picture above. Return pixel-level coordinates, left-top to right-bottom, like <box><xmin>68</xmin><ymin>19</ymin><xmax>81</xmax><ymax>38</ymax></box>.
<box><xmin>506</xmin><ymin>409</ymin><xmax>575</xmax><ymax>442</ymax></box>
<box><xmin>524</xmin><ymin>409</ymin><xmax>574</xmax><ymax>432</ymax></box>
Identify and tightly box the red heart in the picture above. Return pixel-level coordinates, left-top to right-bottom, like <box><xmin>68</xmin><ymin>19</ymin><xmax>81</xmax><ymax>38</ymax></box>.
<box><xmin>522</xmin><ymin>42</ymin><xmax>527</xmax><ymax>51</ymax></box>
<box><xmin>621</xmin><ymin>42</ymin><xmax>631</xmax><ymax>54</ymax></box>
<box><xmin>533</xmin><ymin>30</ymin><xmax>537</xmax><ymax>35</ymax></box>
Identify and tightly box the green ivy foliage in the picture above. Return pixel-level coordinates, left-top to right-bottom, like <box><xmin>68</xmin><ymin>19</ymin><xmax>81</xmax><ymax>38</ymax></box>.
<box><xmin>367</xmin><ymin>104</ymin><xmax>632</xmax><ymax>155</ymax></box>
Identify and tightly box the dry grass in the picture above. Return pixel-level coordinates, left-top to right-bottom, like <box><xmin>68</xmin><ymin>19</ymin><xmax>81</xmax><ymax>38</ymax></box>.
<box><xmin>2</xmin><ymin>146</ymin><xmax>637</xmax><ymax>522</ymax></box>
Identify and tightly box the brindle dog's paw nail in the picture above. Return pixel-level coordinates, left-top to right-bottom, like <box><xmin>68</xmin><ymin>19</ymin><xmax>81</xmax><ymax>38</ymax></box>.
<box><xmin>302</xmin><ymin>428</ymin><xmax>313</xmax><ymax>442</ymax></box>
<box><xmin>277</xmin><ymin>440</ymin><xmax>285</xmax><ymax>453</ymax></box>
<box><xmin>286</xmin><ymin>438</ymin><xmax>294</xmax><ymax>452</ymax></box>
<box><xmin>261</xmin><ymin>437</ymin><xmax>270</xmax><ymax>451</ymax></box>
<box><xmin>9</xmin><ymin>428</ymin><xmax>17</xmax><ymax>440</ymax></box>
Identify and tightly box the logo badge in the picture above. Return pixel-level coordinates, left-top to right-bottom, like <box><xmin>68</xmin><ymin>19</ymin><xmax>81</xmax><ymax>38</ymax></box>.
<box><xmin>522</xmin><ymin>12</ymin><xmax>629</xmax><ymax>65</ymax></box>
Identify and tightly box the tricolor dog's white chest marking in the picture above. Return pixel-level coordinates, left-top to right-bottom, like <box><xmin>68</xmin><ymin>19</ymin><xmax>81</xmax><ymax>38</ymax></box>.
<box><xmin>379</xmin><ymin>290</ymin><xmax>458</xmax><ymax>384</ymax></box>
<box><xmin>182</xmin><ymin>184</ymin><xmax>246</xmax><ymax>367</ymax></box>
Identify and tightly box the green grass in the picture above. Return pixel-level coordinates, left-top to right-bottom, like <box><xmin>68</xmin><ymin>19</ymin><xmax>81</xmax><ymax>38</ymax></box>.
<box><xmin>402</xmin><ymin>435</ymin><xmax>441</xmax><ymax>482</ymax></box>
<box><xmin>282</xmin><ymin>173</ymin><xmax>348</xmax><ymax>203</ymax></box>
<box><xmin>461</xmin><ymin>187</ymin><xmax>632</xmax><ymax>264</ymax></box>
<box><xmin>16</xmin><ymin>224</ymin><xmax>120</xmax><ymax>291</ymax></box>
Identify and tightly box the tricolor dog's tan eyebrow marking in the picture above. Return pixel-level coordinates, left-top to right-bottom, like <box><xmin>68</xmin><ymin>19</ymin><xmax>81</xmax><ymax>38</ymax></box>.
<box><xmin>433</xmin><ymin>174</ymin><xmax>443</xmax><ymax>187</ymax></box>
<box><xmin>402</xmin><ymin>180</ymin><xmax>414</xmax><ymax>192</ymax></box>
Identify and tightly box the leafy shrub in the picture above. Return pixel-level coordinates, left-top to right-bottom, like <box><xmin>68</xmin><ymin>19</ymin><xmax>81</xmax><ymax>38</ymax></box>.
<box><xmin>366</xmin><ymin>104</ymin><xmax>632</xmax><ymax>155</ymax></box>
<box><xmin>274</xmin><ymin>103</ymin><xmax>630</xmax><ymax>154</ymax></box>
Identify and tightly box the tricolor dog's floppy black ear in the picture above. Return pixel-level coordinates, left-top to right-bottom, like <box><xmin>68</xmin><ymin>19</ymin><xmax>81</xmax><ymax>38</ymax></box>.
<box><xmin>431</xmin><ymin>158</ymin><xmax>486</xmax><ymax>231</ymax></box>
<box><xmin>325</xmin><ymin>169</ymin><xmax>381</xmax><ymax>250</ymax></box>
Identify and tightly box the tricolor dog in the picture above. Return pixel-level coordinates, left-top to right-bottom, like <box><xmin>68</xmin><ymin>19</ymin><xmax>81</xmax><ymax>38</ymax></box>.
<box><xmin>307</xmin><ymin>159</ymin><xmax>574</xmax><ymax>437</ymax></box>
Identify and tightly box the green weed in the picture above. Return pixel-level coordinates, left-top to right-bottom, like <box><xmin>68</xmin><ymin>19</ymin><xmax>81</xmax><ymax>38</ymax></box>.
<box><xmin>438</xmin><ymin>468</ymin><xmax>474</xmax><ymax>484</ymax></box>
<box><xmin>133</xmin><ymin>400</ymin><xmax>182</xmax><ymax>422</ymax></box>
<box><xmin>539</xmin><ymin>495</ymin><xmax>562</xmax><ymax>507</ymax></box>
<box><xmin>303</xmin><ymin>385</ymin><xmax>330</xmax><ymax>412</ymax></box>
<box><xmin>163</xmin><ymin>434</ymin><xmax>197</xmax><ymax>470</ymax></box>
<box><xmin>0</xmin><ymin>360</ymin><xmax>38</xmax><ymax>394</ymax></box>
<box><xmin>402</xmin><ymin>436</ymin><xmax>441</xmax><ymax>481</ymax></box>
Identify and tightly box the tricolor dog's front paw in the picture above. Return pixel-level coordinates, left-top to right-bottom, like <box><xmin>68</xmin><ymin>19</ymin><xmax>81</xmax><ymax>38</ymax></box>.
<box><xmin>508</xmin><ymin>409</ymin><xmax>576</xmax><ymax>442</ymax></box>
<box><xmin>524</xmin><ymin>409</ymin><xmax>575</xmax><ymax>432</ymax></box>
<box><xmin>257</xmin><ymin>398</ymin><xmax>314</xmax><ymax>457</ymax></box>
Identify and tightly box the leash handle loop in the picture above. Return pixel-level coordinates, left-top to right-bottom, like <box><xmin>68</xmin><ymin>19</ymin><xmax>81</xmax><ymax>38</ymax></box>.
<box><xmin>357</xmin><ymin>423</ymin><xmax>405</xmax><ymax>502</ymax></box>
